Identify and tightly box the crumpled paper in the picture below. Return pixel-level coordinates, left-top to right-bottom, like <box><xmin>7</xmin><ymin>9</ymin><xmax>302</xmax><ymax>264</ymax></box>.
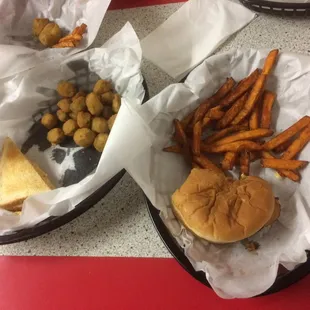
<box><xmin>141</xmin><ymin>0</ymin><xmax>256</xmax><ymax>80</ymax></box>
<box><xmin>0</xmin><ymin>0</ymin><xmax>111</xmax><ymax>79</ymax></box>
<box><xmin>0</xmin><ymin>22</ymin><xmax>144</xmax><ymax>234</ymax></box>
<box><xmin>110</xmin><ymin>49</ymin><xmax>310</xmax><ymax>298</ymax></box>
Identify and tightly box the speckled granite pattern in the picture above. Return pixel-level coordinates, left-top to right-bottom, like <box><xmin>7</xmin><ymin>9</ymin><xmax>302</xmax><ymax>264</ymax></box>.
<box><xmin>1</xmin><ymin>3</ymin><xmax>310</xmax><ymax>256</ymax></box>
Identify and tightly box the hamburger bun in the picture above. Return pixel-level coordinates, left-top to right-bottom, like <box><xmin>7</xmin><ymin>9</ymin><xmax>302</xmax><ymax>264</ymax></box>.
<box><xmin>171</xmin><ymin>168</ymin><xmax>277</xmax><ymax>244</ymax></box>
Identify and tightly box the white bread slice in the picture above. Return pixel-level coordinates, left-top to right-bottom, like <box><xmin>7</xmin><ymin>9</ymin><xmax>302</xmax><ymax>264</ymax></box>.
<box><xmin>0</xmin><ymin>138</ymin><xmax>54</xmax><ymax>211</ymax></box>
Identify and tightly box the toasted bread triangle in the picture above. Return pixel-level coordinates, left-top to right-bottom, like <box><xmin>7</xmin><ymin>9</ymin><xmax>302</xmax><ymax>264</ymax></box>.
<box><xmin>0</xmin><ymin>138</ymin><xmax>54</xmax><ymax>211</ymax></box>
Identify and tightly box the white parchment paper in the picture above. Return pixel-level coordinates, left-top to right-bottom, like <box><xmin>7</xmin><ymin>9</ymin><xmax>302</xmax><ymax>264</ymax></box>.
<box><xmin>0</xmin><ymin>22</ymin><xmax>144</xmax><ymax>233</ymax></box>
<box><xmin>0</xmin><ymin>0</ymin><xmax>111</xmax><ymax>78</ymax></box>
<box><xmin>110</xmin><ymin>49</ymin><xmax>310</xmax><ymax>298</ymax></box>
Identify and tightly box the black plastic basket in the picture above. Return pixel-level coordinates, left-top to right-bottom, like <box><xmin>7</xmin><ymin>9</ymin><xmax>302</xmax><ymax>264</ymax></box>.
<box><xmin>240</xmin><ymin>0</ymin><xmax>310</xmax><ymax>16</ymax></box>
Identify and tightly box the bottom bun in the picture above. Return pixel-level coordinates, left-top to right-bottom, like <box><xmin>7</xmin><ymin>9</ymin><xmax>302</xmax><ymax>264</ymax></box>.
<box><xmin>171</xmin><ymin>168</ymin><xmax>276</xmax><ymax>244</ymax></box>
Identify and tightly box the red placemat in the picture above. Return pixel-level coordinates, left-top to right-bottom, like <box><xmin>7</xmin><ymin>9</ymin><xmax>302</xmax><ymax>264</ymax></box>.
<box><xmin>0</xmin><ymin>256</ymin><xmax>308</xmax><ymax>310</ymax></box>
<box><xmin>109</xmin><ymin>0</ymin><xmax>186</xmax><ymax>10</ymax></box>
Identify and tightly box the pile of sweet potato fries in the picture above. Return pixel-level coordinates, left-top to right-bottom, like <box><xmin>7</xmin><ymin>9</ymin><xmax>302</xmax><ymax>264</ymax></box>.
<box><xmin>164</xmin><ymin>49</ymin><xmax>310</xmax><ymax>182</ymax></box>
<box><xmin>53</xmin><ymin>23</ymin><xmax>87</xmax><ymax>48</ymax></box>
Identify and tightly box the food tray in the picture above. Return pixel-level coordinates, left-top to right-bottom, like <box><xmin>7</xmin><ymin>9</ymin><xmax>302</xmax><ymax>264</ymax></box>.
<box><xmin>240</xmin><ymin>0</ymin><xmax>310</xmax><ymax>16</ymax></box>
<box><xmin>146</xmin><ymin>196</ymin><xmax>310</xmax><ymax>296</ymax></box>
<box><xmin>0</xmin><ymin>79</ymin><xmax>149</xmax><ymax>245</ymax></box>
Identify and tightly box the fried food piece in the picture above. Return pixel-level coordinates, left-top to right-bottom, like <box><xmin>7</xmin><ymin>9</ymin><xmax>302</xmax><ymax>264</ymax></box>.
<box><xmin>260</xmin><ymin>91</ymin><xmax>276</xmax><ymax>129</ymax></box>
<box><xmin>192</xmin><ymin>77</ymin><xmax>235</xmax><ymax>125</ymax></box>
<box><xmin>202</xmin><ymin>116</ymin><xmax>211</xmax><ymax>129</ymax></box>
<box><xmin>193</xmin><ymin>155</ymin><xmax>223</xmax><ymax>175</ymax></box>
<box><xmin>70</xmin><ymin>96</ymin><xmax>86</xmax><ymax>113</ymax></box>
<box><xmin>207</xmin><ymin>107</ymin><xmax>224</xmax><ymax>120</ymax></box>
<box><xmin>213</xmin><ymin>129</ymin><xmax>273</xmax><ymax>146</ymax></box>
<box><xmin>57</xmin><ymin>81</ymin><xmax>77</xmax><ymax>98</ymax></box>
<box><xmin>174</xmin><ymin>119</ymin><xmax>188</xmax><ymax>146</ymax></box>
<box><xmin>33</xmin><ymin>18</ymin><xmax>49</xmax><ymax>36</ymax></box>
<box><xmin>101</xmin><ymin>92</ymin><xmax>115</xmax><ymax>105</ymax></box>
<box><xmin>73</xmin><ymin>128</ymin><xmax>96</xmax><ymax>147</ymax></box>
<box><xmin>217</xmin><ymin>93</ymin><xmax>247</xmax><ymax>129</ymax></box>
<box><xmin>77</xmin><ymin>111</ymin><xmax>92</xmax><ymax>128</ymax></box>
<box><xmin>202</xmin><ymin>140</ymin><xmax>262</xmax><ymax>153</ymax></box>
<box><xmin>181</xmin><ymin>109</ymin><xmax>196</xmax><ymax>131</ymax></box>
<box><xmin>281</xmin><ymin>124</ymin><xmax>310</xmax><ymax>160</ymax></box>
<box><xmin>93</xmin><ymin>133</ymin><xmax>109</xmax><ymax>152</ymax></box>
<box><xmin>72</xmin><ymin>91</ymin><xmax>86</xmax><ymax>101</ymax></box>
<box><xmin>63</xmin><ymin>119</ymin><xmax>78</xmax><ymax>136</ymax></box>
<box><xmin>72</xmin><ymin>23</ymin><xmax>87</xmax><ymax>36</ymax></box>
<box><xmin>101</xmin><ymin>106</ymin><xmax>112</xmax><ymax>120</ymax></box>
<box><xmin>263</xmin><ymin>116</ymin><xmax>310</xmax><ymax>151</ymax></box>
<box><xmin>59</xmin><ymin>34</ymin><xmax>82</xmax><ymax>43</ymax></box>
<box><xmin>219</xmin><ymin>69</ymin><xmax>260</xmax><ymax>107</ymax></box>
<box><xmin>112</xmin><ymin>94</ymin><xmax>121</xmax><ymax>113</ymax></box>
<box><xmin>41</xmin><ymin>113</ymin><xmax>58</xmax><ymax>129</ymax></box>
<box><xmin>222</xmin><ymin>152</ymin><xmax>238</xmax><ymax>170</ymax></box>
<box><xmin>261</xmin><ymin>151</ymin><xmax>300</xmax><ymax>182</ymax></box>
<box><xmin>231</xmin><ymin>74</ymin><xmax>267</xmax><ymax>125</ymax></box>
<box><xmin>204</xmin><ymin>125</ymin><xmax>248</xmax><ymax>144</ymax></box>
<box><xmin>192</xmin><ymin>121</ymin><xmax>202</xmax><ymax>156</ymax></box>
<box><xmin>250</xmin><ymin>151</ymin><xmax>261</xmax><ymax>162</ymax></box>
<box><xmin>57</xmin><ymin>99</ymin><xmax>71</xmax><ymax>113</ymax></box>
<box><xmin>56</xmin><ymin>110</ymin><xmax>69</xmax><ymax>122</ymax></box>
<box><xmin>69</xmin><ymin>112</ymin><xmax>78</xmax><ymax>120</ymax></box>
<box><xmin>91</xmin><ymin>117</ymin><xmax>109</xmax><ymax>134</ymax></box>
<box><xmin>262</xmin><ymin>49</ymin><xmax>279</xmax><ymax>75</ymax></box>
<box><xmin>39</xmin><ymin>22</ymin><xmax>62</xmax><ymax>47</ymax></box>
<box><xmin>47</xmin><ymin>128</ymin><xmax>65</xmax><ymax>145</ymax></box>
<box><xmin>93</xmin><ymin>80</ymin><xmax>112</xmax><ymax>95</ymax></box>
<box><xmin>249</xmin><ymin>96</ymin><xmax>262</xmax><ymax>130</ymax></box>
<box><xmin>261</xmin><ymin>158</ymin><xmax>308</xmax><ymax>170</ymax></box>
<box><xmin>86</xmin><ymin>92</ymin><xmax>103</xmax><ymax>116</ymax></box>
<box><xmin>108</xmin><ymin>114</ymin><xmax>117</xmax><ymax>130</ymax></box>
<box><xmin>53</xmin><ymin>41</ymin><xmax>76</xmax><ymax>48</ymax></box>
<box><xmin>163</xmin><ymin>144</ymin><xmax>182</xmax><ymax>153</ymax></box>
<box><xmin>192</xmin><ymin>162</ymin><xmax>202</xmax><ymax>169</ymax></box>
<box><xmin>240</xmin><ymin>151</ymin><xmax>250</xmax><ymax>176</ymax></box>
<box><xmin>273</xmin><ymin>140</ymin><xmax>293</xmax><ymax>153</ymax></box>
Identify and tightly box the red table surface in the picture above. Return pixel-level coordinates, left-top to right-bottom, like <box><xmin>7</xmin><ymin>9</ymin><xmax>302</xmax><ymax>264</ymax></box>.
<box><xmin>0</xmin><ymin>256</ymin><xmax>309</xmax><ymax>310</ymax></box>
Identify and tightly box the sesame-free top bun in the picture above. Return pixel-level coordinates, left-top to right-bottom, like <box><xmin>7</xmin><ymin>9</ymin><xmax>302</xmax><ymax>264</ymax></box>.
<box><xmin>171</xmin><ymin>168</ymin><xmax>276</xmax><ymax>244</ymax></box>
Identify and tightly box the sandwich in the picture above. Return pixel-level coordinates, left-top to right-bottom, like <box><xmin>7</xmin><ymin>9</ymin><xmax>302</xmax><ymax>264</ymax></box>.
<box><xmin>171</xmin><ymin>168</ymin><xmax>280</xmax><ymax>244</ymax></box>
<box><xmin>0</xmin><ymin>137</ymin><xmax>54</xmax><ymax>211</ymax></box>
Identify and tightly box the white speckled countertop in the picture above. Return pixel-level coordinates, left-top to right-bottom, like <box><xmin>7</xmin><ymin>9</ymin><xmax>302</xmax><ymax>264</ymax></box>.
<box><xmin>1</xmin><ymin>3</ymin><xmax>310</xmax><ymax>257</ymax></box>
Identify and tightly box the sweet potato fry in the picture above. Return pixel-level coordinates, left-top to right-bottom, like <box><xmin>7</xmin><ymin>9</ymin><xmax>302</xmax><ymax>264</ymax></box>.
<box><xmin>192</xmin><ymin>121</ymin><xmax>202</xmax><ymax>156</ymax></box>
<box><xmin>213</xmin><ymin>128</ymin><xmax>273</xmax><ymax>146</ymax></box>
<box><xmin>218</xmin><ymin>69</ymin><xmax>260</xmax><ymax>107</ymax></box>
<box><xmin>59</xmin><ymin>34</ymin><xmax>82</xmax><ymax>43</ymax></box>
<box><xmin>281</xmin><ymin>124</ymin><xmax>310</xmax><ymax>160</ymax></box>
<box><xmin>202</xmin><ymin>140</ymin><xmax>262</xmax><ymax>153</ymax></box>
<box><xmin>249</xmin><ymin>151</ymin><xmax>261</xmax><ymax>162</ymax></box>
<box><xmin>263</xmin><ymin>116</ymin><xmax>310</xmax><ymax>150</ymax></box>
<box><xmin>249</xmin><ymin>95</ymin><xmax>262</xmax><ymax>130</ymax></box>
<box><xmin>207</xmin><ymin>107</ymin><xmax>225</xmax><ymax>120</ymax></box>
<box><xmin>217</xmin><ymin>93</ymin><xmax>247</xmax><ymax>129</ymax></box>
<box><xmin>202</xmin><ymin>116</ymin><xmax>211</xmax><ymax>129</ymax></box>
<box><xmin>262</xmin><ymin>49</ymin><xmax>279</xmax><ymax>75</ymax></box>
<box><xmin>261</xmin><ymin>151</ymin><xmax>300</xmax><ymax>182</ymax></box>
<box><xmin>204</xmin><ymin>125</ymin><xmax>248</xmax><ymax>144</ymax></box>
<box><xmin>273</xmin><ymin>140</ymin><xmax>293</xmax><ymax>153</ymax></box>
<box><xmin>231</xmin><ymin>74</ymin><xmax>267</xmax><ymax>125</ymax></box>
<box><xmin>261</xmin><ymin>158</ymin><xmax>308</xmax><ymax>170</ymax></box>
<box><xmin>260</xmin><ymin>91</ymin><xmax>276</xmax><ymax>129</ymax></box>
<box><xmin>192</xmin><ymin>78</ymin><xmax>235</xmax><ymax>125</ymax></box>
<box><xmin>163</xmin><ymin>144</ymin><xmax>182</xmax><ymax>153</ymax></box>
<box><xmin>174</xmin><ymin>119</ymin><xmax>188</xmax><ymax>146</ymax></box>
<box><xmin>240</xmin><ymin>151</ymin><xmax>250</xmax><ymax>176</ymax></box>
<box><xmin>181</xmin><ymin>109</ymin><xmax>196</xmax><ymax>130</ymax></box>
<box><xmin>222</xmin><ymin>152</ymin><xmax>238</xmax><ymax>170</ymax></box>
<box><xmin>193</xmin><ymin>155</ymin><xmax>223</xmax><ymax>174</ymax></box>
<box><xmin>53</xmin><ymin>41</ymin><xmax>76</xmax><ymax>48</ymax></box>
<box><xmin>192</xmin><ymin>102</ymin><xmax>211</xmax><ymax>125</ymax></box>
<box><xmin>72</xmin><ymin>23</ymin><xmax>87</xmax><ymax>36</ymax></box>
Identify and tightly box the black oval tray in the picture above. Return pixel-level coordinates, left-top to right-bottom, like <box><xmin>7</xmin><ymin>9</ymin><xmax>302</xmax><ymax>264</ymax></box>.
<box><xmin>0</xmin><ymin>75</ymin><xmax>149</xmax><ymax>245</ymax></box>
<box><xmin>240</xmin><ymin>0</ymin><xmax>310</xmax><ymax>16</ymax></box>
<box><xmin>145</xmin><ymin>195</ymin><xmax>310</xmax><ymax>296</ymax></box>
